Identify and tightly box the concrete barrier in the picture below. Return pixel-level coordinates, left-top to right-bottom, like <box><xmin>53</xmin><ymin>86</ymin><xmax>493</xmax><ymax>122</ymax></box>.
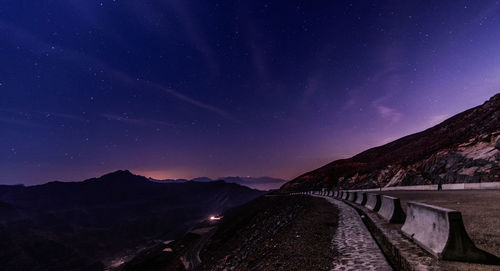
<box><xmin>378</xmin><ymin>195</ymin><xmax>406</xmax><ymax>223</ymax></box>
<box><xmin>347</xmin><ymin>192</ymin><xmax>357</xmax><ymax>202</ymax></box>
<box><xmin>401</xmin><ymin>201</ymin><xmax>498</xmax><ymax>263</ymax></box>
<box><xmin>342</xmin><ymin>191</ymin><xmax>348</xmax><ymax>200</ymax></box>
<box><xmin>365</xmin><ymin>193</ymin><xmax>381</xmax><ymax>211</ymax></box>
<box><xmin>355</xmin><ymin>192</ymin><xmax>367</xmax><ymax>205</ymax></box>
<box><xmin>343</xmin><ymin>182</ymin><xmax>500</xmax><ymax>193</ymax></box>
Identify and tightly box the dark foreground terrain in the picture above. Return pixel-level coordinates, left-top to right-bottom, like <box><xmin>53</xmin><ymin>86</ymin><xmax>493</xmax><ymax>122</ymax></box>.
<box><xmin>0</xmin><ymin>170</ymin><xmax>264</xmax><ymax>271</ymax></box>
<box><xmin>121</xmin><ymin>195</ymin><xmax>339</xmax><ymax>271</ymax></box>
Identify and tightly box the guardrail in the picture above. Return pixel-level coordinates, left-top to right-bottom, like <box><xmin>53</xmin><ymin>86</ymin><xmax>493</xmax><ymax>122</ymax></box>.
<box><xmin>401</xmin><ymin>201</ymin><xmax>499</xmax><ymax>263</ymax></box>
<box><xmin>378</xmin><ymin>195</ymin><xmax>406</xmax><ymax>223</ymax></box>
<box><xmin>342</xmin><ymin>182</ymin><xmax>500</xmax><ymax>192</ymax></box>
<box><xmin>354</xmin><ymin>192</ymin><xmax>366</xmax><ymax>205</ymax></box>
<box><xmin>293</xmin><ymin>190</ymin><xmax>500</xmax><ymax>264</ymax></box>
<box><xmin>365</xmin><ymin>193</ymin><xmax>381</xmax><ymax>211</ymax></box>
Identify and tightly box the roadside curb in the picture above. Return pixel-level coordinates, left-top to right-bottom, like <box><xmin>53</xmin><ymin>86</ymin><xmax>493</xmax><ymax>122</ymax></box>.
<box><xmin>341</xmin><ymin>199</ymin><xmax>441</xmax><ymax>271</ymax></box>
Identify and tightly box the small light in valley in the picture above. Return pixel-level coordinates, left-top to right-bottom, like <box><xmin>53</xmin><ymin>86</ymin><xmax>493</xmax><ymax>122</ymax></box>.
<box><xmin>209</xmin><ymin>215</ymin><xmax>223</xmax><ymax>221</ymax></box>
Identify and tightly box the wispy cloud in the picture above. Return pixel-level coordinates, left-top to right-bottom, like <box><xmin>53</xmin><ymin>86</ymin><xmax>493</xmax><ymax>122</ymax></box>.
<box><xmin>371</xmin><ymin>97</ymin><xmax>403</xmax><ymax>123</ymax></box>
<box><xmin>0</xmin><ymin>116</ymin><xmax>39</xmax><ymax>128</ymax></box>
<box><xmin>42</xmin><ymin>112</ymin><xmax>85</xmax><ymax>122</ymax></box>
<box><xmin>145</xmin><ymin>81</ymin><xmax>240</xmax><ymax>123</ymax></box>
<box><xmin>0</xmin><ymin>108</ymin><xmax>85</xmax><ymax>128</ymax></box>
<box><xmin>375</xmin><ymin>104</ymin><xmax>403</xmax><ymax>123</ymax></box>
<box><xmin>0</xmin><ymin>21</ymin><xmax>237</xmax><ymax>122</ymax></box>
<box><xmin>340</xmin><ymin>43</ymin><xmax>405</xmax><ymax>113</ymax></box>
<box><xmin>101</xmin><ymin>113</ymin><xmax>176</xmax><ymax>128</ymax></box>
<box><xmin>163</xmin><ymin>0</ymin><xmax>219</xmax><ymax>75</ymax></box>
<box><xmin>244</xmin><ymin>21</ymin><xmax>270</xmax><ymax>84</ymax></box>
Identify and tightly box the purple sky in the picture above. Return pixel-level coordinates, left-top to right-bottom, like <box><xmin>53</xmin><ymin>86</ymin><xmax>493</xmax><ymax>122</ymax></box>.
<box><xmin>1</xmin><ymin>1</ymin><xmax>500</xmax><ymax>185</ymax></box>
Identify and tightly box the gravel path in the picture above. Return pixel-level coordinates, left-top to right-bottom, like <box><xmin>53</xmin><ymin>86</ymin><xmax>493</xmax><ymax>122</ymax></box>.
<box><xmin>321</xmin><ymin>196</ymin><xmax>393</xmax><ymax>271</ymax></box>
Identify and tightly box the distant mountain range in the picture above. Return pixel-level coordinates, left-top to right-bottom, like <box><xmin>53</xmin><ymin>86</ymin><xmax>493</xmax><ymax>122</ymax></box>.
<box><xmin>282</xmin><ymin>93</ymin><xmax>500</xmax><ymax>191</ymax></box>
<box><xmin>0</xmin><ymin>170</ymin><xmax>265</xmax><ymax>271</ymax></box>
<box><xmin>149</xmin><ymin>176</ymin><xmax>287</xmax><ymax>191</ymax></box>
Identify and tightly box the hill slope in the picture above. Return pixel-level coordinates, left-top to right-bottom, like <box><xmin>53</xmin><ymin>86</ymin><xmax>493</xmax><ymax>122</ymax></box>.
<box><xmin>282</xmin><ymin>93</ymin><xmax>500</xmax><ymax>191</ymax></box>
<box><xmin>120</xmin><ymin>195</ymin><xmax>338</xmax><ymax>271</ymax></box>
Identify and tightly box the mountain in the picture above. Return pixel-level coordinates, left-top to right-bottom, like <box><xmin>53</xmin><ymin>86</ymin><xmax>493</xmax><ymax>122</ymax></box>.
<box><xmin>216</xmin><ymin>176</ymin><xmax>287</xmax><ymax>191</ymax></box>
<box><xmin>149</xmin><ymin>176</ymin><xmax>287</xmax><ymax>191</ymax></box>
<box><xmin>0</xmin><ymin>170</ymin><xmax>265</xmax><ymax>271</ymax></box>
<box><xmin>148</xmin><ymin>177</ymin><xmax>189</xmax><ymax>183</ymax></box>
<box><xmin>282</xmin><ymin>93</ymin><xmax>500</xmax><ymax>191</ymax></box>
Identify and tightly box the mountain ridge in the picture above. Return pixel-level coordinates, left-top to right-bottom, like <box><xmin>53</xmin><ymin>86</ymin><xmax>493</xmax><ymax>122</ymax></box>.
<box><xmin>0</xmin><ymin>170</ymin><xmax>265</xmax><ymax>271</ymax></box>
<box><xmin>148</xmin><ymin>175</ymin><xmax>287</xmax><ymax>191</ymax></box>
<box><xmin>282</xmin><ymin>93</ymin><xmax>500</xmax><ymax>191</ymax></box>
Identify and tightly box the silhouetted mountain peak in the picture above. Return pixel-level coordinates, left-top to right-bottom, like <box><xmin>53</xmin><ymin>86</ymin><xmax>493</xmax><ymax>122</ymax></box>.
<box><xmin>191</xmin><ymin>177</ymin><xmax>213</xmax><ymax>182</ymax></box>
<box><xmin>103</xmin><ymin>169</ymin><xmax>134</xmax><ymax>178</ymax></box>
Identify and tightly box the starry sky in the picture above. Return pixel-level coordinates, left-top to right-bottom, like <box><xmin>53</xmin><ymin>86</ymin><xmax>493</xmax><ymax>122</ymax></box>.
<box><xmin>1</xmin><ymin>1</ymin><xmax>500</xmax><ymax>185</ymax></box>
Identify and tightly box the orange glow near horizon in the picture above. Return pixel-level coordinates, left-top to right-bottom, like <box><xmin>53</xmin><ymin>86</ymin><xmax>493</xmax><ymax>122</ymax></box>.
<box><xmin>132</xmin><ymin>167</ymin><xmax>296</xmax><ymax>181</ymax></box>
<box><xmin>132</xmin><ymin>169</ymin><xmax>191</xmax><ymax>180</ymax></box>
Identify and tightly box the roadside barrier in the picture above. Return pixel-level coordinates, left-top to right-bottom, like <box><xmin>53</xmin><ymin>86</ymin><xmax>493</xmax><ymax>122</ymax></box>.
<box><xmin>347</xmin><ymin>191</ymin><xmax>357</xmax><ymax>202</ymax></box>
<box><xmin>401</xmin><ymin>201</ymin><xmax>499</xmax><ymax>263</ymax></box>
<box><xmin>378</xmin><ymin>195</ymin><xmax>406</xmax><ymax>223</ymax></box>
<box><xmin>355</xmin><ymin>192</ymin><xmax>367</xmax><ymax>205</ymax></box>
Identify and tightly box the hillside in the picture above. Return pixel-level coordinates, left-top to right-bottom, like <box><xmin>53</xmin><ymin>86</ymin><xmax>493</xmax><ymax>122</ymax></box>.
<box><xmin>0</xmin><ymin>170</ymin><xmax>265</xmax><ymax>271</ymax></box>
<box><xmin>120</xmin><ymin>195</ymin><xmax>338</xmax><ymax>271</ymax></box>
<box><xmin>282</xmin><ymin>93</ymin><xmax>500</xmax><ymax>191</ymax></box>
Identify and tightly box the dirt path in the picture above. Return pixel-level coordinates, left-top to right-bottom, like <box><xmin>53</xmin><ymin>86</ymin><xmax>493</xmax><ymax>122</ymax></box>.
<box><xmin>184</xmin><ymin>227</ymin><xmax>217</xmax><ymax>270</ymax></box>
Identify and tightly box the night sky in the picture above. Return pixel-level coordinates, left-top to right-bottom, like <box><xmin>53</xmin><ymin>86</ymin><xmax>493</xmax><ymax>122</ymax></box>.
<box><xmin>2</xmin><ymin>1</ymin><xmax>500</xmax><ymax>185</ymax></box>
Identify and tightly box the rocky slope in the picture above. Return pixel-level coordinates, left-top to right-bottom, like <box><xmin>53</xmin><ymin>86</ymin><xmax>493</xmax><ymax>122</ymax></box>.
<box><xmin>282</xmin><ymin>93</ymin><xmax>500</xmax><ymax>191</ymax></box>
<box><xmin>120</xmin><ymin>195</ymin><xmax>339</xmax><ymax>271</ymax></box>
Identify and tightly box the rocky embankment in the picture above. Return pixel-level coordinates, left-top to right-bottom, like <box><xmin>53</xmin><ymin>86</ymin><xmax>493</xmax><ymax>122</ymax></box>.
<box><xmin>121</xmin><ymin>195</ymin><xmax>339</xmax><ymax>271</ymax></box>
<box><xmin>283</xmin><ymin>93</ymin><xmax>500</xmax><ymax>191</ymax></box>
<box><xmin>341</xmin><ymin>131</ymin><xmax>500</xmax><ymax>188</ymax></box>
